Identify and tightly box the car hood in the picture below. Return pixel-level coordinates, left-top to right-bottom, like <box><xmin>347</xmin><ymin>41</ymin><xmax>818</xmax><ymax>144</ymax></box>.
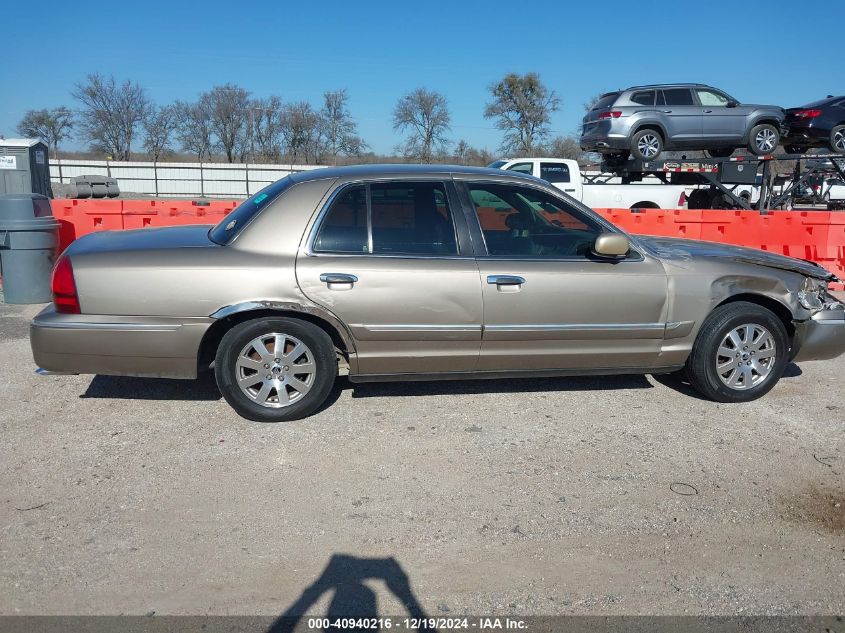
<box><xmin>636</xmin><ymin>235</ymin><xmax>836</xmax><ymax>281</ymax></box>
<box><xmin>65</xmin><ymin>225</ymin><xmax>217</xmax><ymax>256</ymax></box>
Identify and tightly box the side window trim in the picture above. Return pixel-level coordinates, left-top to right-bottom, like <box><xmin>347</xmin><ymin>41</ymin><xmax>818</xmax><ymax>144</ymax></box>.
<box><xmin>308</xmin><ymin>179</ymin><xmax>469</xmax><ymax>258</ymax></box>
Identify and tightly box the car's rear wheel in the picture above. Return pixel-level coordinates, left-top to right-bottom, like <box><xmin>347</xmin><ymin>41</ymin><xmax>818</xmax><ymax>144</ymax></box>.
<box><xmin>215</xmin><ymin>317</ymin><xmax>337</xmax><ymax>422</ymax></box>
<box><xmin>706</xmin><ymin>148</ymin><xmax>734</xmax><ymax>158</ymax></box>
<box><xmin>685</xmin><ymin>301</ymin><xmax>789</xmax><ymax>402</ymax></box>
<box><xmin>631</xmin><ymin>129</ymin><xmax>663</xmax><ymax>160</ymax></box>
<box><xmin>830</xmin><ymin>125</ymin><xmax>845</xmax><ymax>154</ymax></box>
<box><xmin>748</xmin><ymin>123</ymin><xmax>780</xmax><ymax>155</ymax></box>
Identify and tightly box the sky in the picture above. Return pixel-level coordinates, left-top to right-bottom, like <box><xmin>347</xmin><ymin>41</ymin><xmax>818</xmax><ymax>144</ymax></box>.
<box><xmin>1</xmin><ymin>0</ymin><xmax>842</xmax><ymax>156</ymax></box>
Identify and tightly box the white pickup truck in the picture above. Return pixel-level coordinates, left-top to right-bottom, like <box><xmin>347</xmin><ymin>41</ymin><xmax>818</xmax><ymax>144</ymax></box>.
<box><xmin>489</xmin><ymin>158</ymin><xmax>688</xmax><ymax>209</ymax></box>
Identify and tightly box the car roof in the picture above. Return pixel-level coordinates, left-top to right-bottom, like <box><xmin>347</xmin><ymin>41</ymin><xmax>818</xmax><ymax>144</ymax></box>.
<box><xmin>288</xmin><ymin>163</ymin><xmax>536</xmax><ymax>184</ymax></box>
<box><xmin>624</xmin><ymin>83</ymin><xmax>711</xmax><ymax>91</ymax></box>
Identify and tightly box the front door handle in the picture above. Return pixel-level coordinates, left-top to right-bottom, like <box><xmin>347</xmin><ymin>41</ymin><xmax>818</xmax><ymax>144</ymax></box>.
<box><xmin>662</xmin><ymin>110</ymin><xmax>672</xmax><ymax>113</ymax></box>
<box><xmin>564</xmin><ymin>188</ymin><xmax>576</xmax><ymax>192</ymax></box>
<box><xmin>487</xmin><ymin>275</ymin><xmax>525</xmax><ymax>286</ymax></box>
<box><xmin>320</xmin><ymin>272</ymin><xmax>358</xmax><ymax>285</ymax></box>
<box><xmin>703</xmin><ymin>109</ymin><xmax>713</xmax><ymax>113</ymax></box>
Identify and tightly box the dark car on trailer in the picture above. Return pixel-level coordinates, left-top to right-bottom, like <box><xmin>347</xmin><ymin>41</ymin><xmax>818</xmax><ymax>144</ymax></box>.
<box><xmin>782</xmin><ymin>95</ymin><xmax>845</xmax><ymax>155</ymax></box>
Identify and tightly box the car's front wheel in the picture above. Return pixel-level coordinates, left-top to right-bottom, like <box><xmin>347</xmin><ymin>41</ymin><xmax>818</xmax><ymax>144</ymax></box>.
<box><xmin>685</xmin><ymin>301</ymin><xmax>789</xmax><ymax>402</ymax></box>
<box><xmin>748</xmin><ymin>123</ymin><xmax>780</xmax><ymax>155</ymax></box>
<box><xmin>215</xmin><ymin>317</ymin><xmax>337</xmax><ymax>422</ymax></box>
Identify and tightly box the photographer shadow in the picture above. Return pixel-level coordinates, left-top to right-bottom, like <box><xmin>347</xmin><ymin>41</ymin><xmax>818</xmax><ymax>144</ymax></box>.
<box><xmin>268</xmin><ymin>554</ymin><xmax>436</xmax><ymax>633</ymax></box>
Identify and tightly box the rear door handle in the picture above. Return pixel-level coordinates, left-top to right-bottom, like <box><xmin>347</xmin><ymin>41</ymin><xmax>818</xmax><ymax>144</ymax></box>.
<box><xmin>320</xmin><ymin>273</ymin><xmax>358</xmax><ymax>284</ymax></box>
<box><xmin>662</xmin><ymin>110</ymin><xmax>672</xmax><ymax>113</ymax></box>
<box><xmin>487</xmin><ymin>275</ymin><xmax>525</xmax><ymax>285</ymax></box>
<box><xmin>703</xmin><ymin>109</ymin><xmax>713</xmax><ymax>113</ymax></box>
<box><xmin>564</xmin><ymin>188</ymin><xmax>576</xmax><ymax>192</ymax></box>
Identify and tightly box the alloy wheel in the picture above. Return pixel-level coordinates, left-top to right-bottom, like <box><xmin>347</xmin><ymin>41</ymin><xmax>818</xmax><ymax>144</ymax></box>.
<box><xmin>235</xmin><ymin>333</ymin><xmax>316</xmax><ymax>408</ymax></box>
<box><xmin>637</xmin><ymin>134</ymin><xmax>661</xmax><ymax>158</ymax></box>
<box><xmin>715</xmin><ymin>323</ymin><xmax>777</xmax><ymax>390</ymax></box>
<box><xmin>755</xmin><ymin>129</ymin><xmax>777</xmax><ymax>153</ymax></box>
<box><xmin>834</xmin><ymin>129</ymin><xmax>845</xmax><ymax>152</ymax></box>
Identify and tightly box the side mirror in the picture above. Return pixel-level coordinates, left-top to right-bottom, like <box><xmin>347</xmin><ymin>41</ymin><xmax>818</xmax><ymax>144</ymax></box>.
<box><xmin>592</xmin><ymin>232</ymin><xmax>630</xmax><ymax>259</ymax></box>
<box><xmin>726</xmin><ymin>100</ymin><xmax>738</xmax><ymax>108</ymax></box>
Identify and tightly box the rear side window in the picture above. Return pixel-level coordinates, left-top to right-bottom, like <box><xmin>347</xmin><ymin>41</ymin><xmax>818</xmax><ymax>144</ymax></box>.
<box><xmin>209</xmin><ymin>176</ymin><xmax>294</xmax><ymax>244</ymax></box>
<box><xmin>630</xmin><ymin>91</ymin><xmax>655</xmax><ymax>106</ymax></box>
<box><xmin>661</xmin><ymin>88</ymin><xmax>694</xmax><ymax>106</ymax></box>
<box><xmin>540</xmin><ymin>162</ymin><xmax>571</xmax><ymax>183</ymax></box>
<box><xmin>313</xmin><ymin>185</ymin><xmax>368</xmax><ymax>253</ymax></box>
<box><xmin>313</xmin><ymin>181</ymin><xmax>458</xmax><ymax>256</ymax></box>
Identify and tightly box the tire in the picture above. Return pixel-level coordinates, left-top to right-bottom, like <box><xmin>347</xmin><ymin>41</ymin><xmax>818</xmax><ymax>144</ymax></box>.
<box><xmin>747</xmin><ymin>123</ymin><xmax>780</xmax><ymax>155</ymax></box>
<box><xmin>830</xmin><ymin>125</ymin><xmax>845</xmax><ymax>154</ymax></box>
<box><xmin>214</xmin><ymin>317</ymin><xmax>337</xmax><ymax>422</ymax></box>
<box><xmin>706</xmin><ymin>148</ymin><xmax>734</xmax><ymax>158</ymax></box>
<box><xmin>685</xmin><ymin>301</ymin><xmax>789</xmax><ymax>403</ymax></box>
<box><xmin>784</xmin><ymin>144</ymin><xmax>808</xmax><ymax>155</ymax></box>
<box><xmin>630</xmin><ymin>129</ymin><xmax>663</xmax><ymax>160</ymax></box>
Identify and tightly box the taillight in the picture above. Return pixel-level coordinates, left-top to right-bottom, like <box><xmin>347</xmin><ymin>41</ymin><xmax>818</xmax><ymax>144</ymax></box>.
<box><xmin>51</xmin><ymin>255</ymin><xmax>80</xmax><ymax>314</ymax></box>
<box><xmin>794</xmin><ymin>109</ymin><xmax>822</xmax><ymax>119</ymax></box>
<box><xmin>598</xmin><ymin>110</ymin><xmax>623</xmax><ymax>119</ymax></box>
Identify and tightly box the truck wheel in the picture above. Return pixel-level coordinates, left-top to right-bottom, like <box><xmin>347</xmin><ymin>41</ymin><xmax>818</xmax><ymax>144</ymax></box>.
<box><xmin>748</xmin><ymin>124</ymin><xmax>779</xmax><ymax>155</ymax></box>
<box><xmin>214</xmin><ymin>317</ymin><xmax>337</xmax><ymax>422</ymax></box>
<box><xmin>706</xmin><ymin>148</ymin><xmax>734</xmax><ymax>158</ymax></box>
<box><xmin>685</xmin><ymin>302</ymin><xmax>789</xmax><ymax>403</ymax></box>
<box><xmin>830</xmin><ymin>126</ymin><xmax>845</xmax><ymax>154</ymax></box>
<box><xmin>631</xmin><ymin>129</ymin><xmax>663</xmax><ymax>160</ymax></box>
<box><xmin>784</xmin><ymin>144</ymin><xmax>807</xmax><ymax>155</ymax></box>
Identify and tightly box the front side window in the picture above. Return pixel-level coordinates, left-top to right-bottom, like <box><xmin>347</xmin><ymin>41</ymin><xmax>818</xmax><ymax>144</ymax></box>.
<box><xmin>696</xmin><ymin>89</ymin><xmax>730</xmax><ymax>106</ymax></box>
<box><xmin>468</xmin><ymin>183</ymin><xmax>603</xmax><ymax>258</ymax></box>
<box><xmin>313</xmin><ymin>181</ymin><xmax>458</xmax><ymax>256</ymax></box>
<box><xmin>661</xmin><ymin>88</ymin><xmax>694</xmax><ymax>106</ymax></box>
<box><xmin>506</xmin><ymin>162</ymin><xmax>534</xmax><ymax>176</ymax></box>
<box><xmin>539</xmin><ymin>162</ymin><xmax>571</xmax><ymax>183</ymax></box>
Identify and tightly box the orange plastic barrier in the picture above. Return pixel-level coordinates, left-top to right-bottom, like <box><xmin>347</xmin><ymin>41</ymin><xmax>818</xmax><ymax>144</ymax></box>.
<box><xmin>49</xmin><ymin>199</ymin><xmax>845</xmax><ymax>290</ymax></box>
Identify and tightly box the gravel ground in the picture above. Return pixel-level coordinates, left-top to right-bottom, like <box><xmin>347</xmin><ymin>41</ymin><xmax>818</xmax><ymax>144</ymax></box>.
<box><xmin>0</xmin><ymin>300</ymin><xmax>843</xmax><ymax>619</ymax></box>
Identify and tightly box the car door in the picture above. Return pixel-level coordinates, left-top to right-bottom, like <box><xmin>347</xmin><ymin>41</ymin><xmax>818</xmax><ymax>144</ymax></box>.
<box><xmin>296</xmin><ymin>179</ymin><xmax>483</xmax><ymax>376</ymax></box>
<box><xmin>658</xmin><ymin>88</ymin><xmax>702</xmax><ymax>144</ymax></box>
<box><xmin>696</xmin><ymin>88</ymin><xmax>746</xmax><ymax>141</ymax></box>
<box><xmin>456</xmin><ymin>178</ymin><xmax>669</xmax><ymax>372</ymax></box>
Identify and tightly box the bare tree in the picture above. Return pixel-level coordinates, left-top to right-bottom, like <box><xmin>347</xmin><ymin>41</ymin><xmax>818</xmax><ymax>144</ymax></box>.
<box><xmin>16</xmin><ymin>107</ymin><xmax>74</xmax><ymax>159</ymax></box>
<box><xmin>173</xmin><ymin>100</ymin><xmax>214</xmax><ymax>160</ymax></box>
<box><xmin>484</xmin><ymin>72</ymin><xmax>560</xmax><ymax>155</ymax></box>
<box><xmin>250</xmin><ymin>96</ymin><xmax>285</xmax><ymax>162</ymax></box>
<box><xmin>142</xmin><ymin>105</ymin><xmax>178</xmax><ymax>161</ymax></box>
<box><xmin>392</xmin><ymin>88</ymin><xmax>450</xmax><ymax>161</ymax></box>
<box><xmin>200</xmin><ymin>84</ymin><xmax>250</xmax><ymax>163</ymax></box>
<box><xmin>280</xmin><ymin>101</ymin><xmax>321</xmax><ymax>164</ymax></box>
<box><xmin>319</xmin><ymin>89</ymin><xmax>366</xmax><ymax>165</ymax></box>
<box><xmin>544</xmin><ymin>135</ymin><xmax>583</xmax><ymax>161</ymax></box>
<box><xmin>72</xmin><ymin>74</ymin><xmax>150</xmax><ymax>160</ymax></box>
<box><xmin>453</xmin><ymin>139</ymin><xmax>471</xmax><ymax>163</ymax></box>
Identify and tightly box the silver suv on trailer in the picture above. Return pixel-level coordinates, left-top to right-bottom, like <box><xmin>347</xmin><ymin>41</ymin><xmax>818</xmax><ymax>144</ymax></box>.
<box><xmin>580</xmin><ymin>83</ymin><xmax>785</xmax><ymax>161</ymax></box>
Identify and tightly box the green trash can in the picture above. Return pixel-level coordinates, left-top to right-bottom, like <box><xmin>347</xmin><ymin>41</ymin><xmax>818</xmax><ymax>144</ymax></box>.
<box><xmin>0</xmin><ymin>194</ymin><xmax>60</xmax><ymax>304</ymax></box>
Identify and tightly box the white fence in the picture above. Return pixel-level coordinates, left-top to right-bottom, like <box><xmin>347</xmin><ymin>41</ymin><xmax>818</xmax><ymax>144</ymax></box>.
<box><xmin>49</xmin><ymin>159</ymin><xmax>327</xmax><ymax>199</ymax></box>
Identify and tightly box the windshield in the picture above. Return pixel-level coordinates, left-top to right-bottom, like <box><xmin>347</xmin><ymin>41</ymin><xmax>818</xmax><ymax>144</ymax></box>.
<box><xmin>590</xmin><ymin>93</ymin><xmax>619</xmax><ymax>111</ymax></box>
<box><xmin>209</xmin><ymin>177</ymin><xmax>295</xmax><ymax>244</ymax></box>
<box><xmin>487</xmin><ymin>160</ymin><xmax>507</xmax><ymax>169</ymax></box>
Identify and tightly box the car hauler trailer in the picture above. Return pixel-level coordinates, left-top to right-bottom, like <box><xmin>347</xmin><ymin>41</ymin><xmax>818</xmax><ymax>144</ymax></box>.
<box><xmin>601</xmin><ymin>153</ymin><xmax>845</xmax><ymax>211</ymax></box>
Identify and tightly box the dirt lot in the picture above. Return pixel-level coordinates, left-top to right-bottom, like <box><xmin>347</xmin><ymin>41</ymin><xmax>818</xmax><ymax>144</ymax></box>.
<box><xmin>1</xmin><ymin>301</ymin><xmax>843</xmax><ymax>618</ymax></box>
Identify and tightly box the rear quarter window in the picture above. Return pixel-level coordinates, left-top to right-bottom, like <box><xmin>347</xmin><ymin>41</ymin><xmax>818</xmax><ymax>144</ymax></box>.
<box><xmin>209</xmin><ymin>177</ymin><xmax>295</xmax><ymax>244</ymax></box>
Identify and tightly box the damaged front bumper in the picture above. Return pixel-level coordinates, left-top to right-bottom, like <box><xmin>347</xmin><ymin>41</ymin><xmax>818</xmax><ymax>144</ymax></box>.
<box><xmin>792</xmin><ymin>304</ymin><xmax>845</xmax><ymax>362</ymax></box>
